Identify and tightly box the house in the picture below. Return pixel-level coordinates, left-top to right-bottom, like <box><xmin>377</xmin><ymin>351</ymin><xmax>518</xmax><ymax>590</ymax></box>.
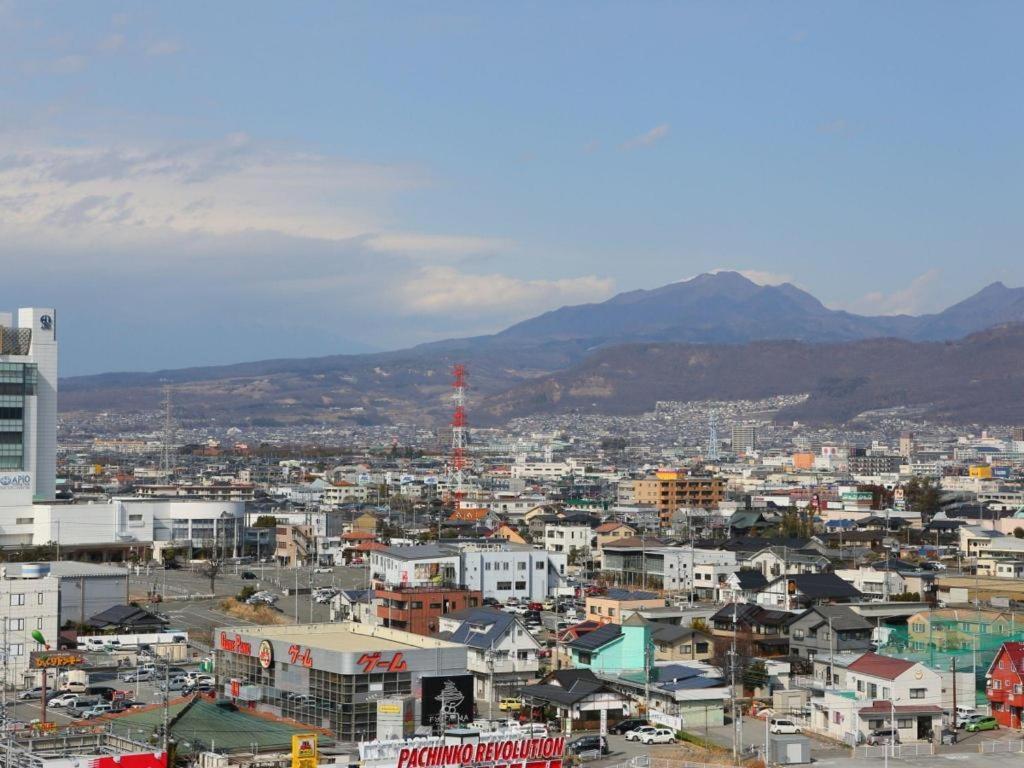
<box><xmin>986</xmin><ymin>641</ymin><xmax>1024</xmax><ymax>728</ymax></box>
<box><xmin>906</xmin><ymin>608</ymin><xmax>1013</xmax><ymax>651</ymax></box>
<box><xmin>520</xmin><ymin>668</ymin><xmax>631</xmax><ymax>730</ymax></box>
<box><xmin>594</xmin><ymin>522</ymin><xmax>637</xmax><ymax>568</ymax></box>
<box><xmin>745</xmin><ymin>546</ymin><xmax>831</xmax><ymax>579</ymax></box>
<box><xmin>586</xmin><ymin>589</ymin><xmax>665</xmax><ymax>625</ymax></box>
<box><xmin>692</xmin><ymin>562</ymin><xmax>741</xmax><ymax>602</ymax></box>
<box><xmin>833</xmin><ymin>567</ymin><xmax>906</xmax><ymax>601</ymax></box>
<box><xmin>719</xmin><ymin>570</ymin><xmax>768</xmax><ymax>604</ymax></box>
<box><xmin>88</xmin><ymin>604</ymin><xmax>168</xmax><ymax>632</ymax></box>
<box><xmin>489</xmin><ymin>523</ymin><xmax>527</xmax><ymax>545</ymax></box>
<box><xmin>709</xmin><ymin>603</ymin><xmax>791</xmax><ymax>657</ymax></box>
<box><xmin>437</xmin><ymin>606</ymin><xmax>541</xmax><ymax>705</ymax></box>
<box><xmin>543</xmin><ymin>520</ymin><xmax>596</xmax><ymax>559</ymax></box>
<box><xmin>756</xmin><ymin>573</ymin><xmax>862</xmax><ymax>611</ymax></box>
<box><xmin>567</xmin><ymin>616</ymin><xmax>651</xmax><ymax>674</ymax></box>
<box><xmin>650</xmin><ymin>624</ymin><xmax>715</xmax><ymax>662</ymax></box>
<box><xmin>817</xmin><ymin>652</ymin><xmax>943</xmax><ymax>744</ymax></box>
<box><xmin>786</xmin><ymin>605</ymin><xmax>874</xmax><ymax>662</ymax></box>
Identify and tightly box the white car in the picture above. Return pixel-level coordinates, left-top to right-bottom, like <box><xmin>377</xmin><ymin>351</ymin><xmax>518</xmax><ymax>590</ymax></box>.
<box><xmin>769</xmin><ymin>718</ymin><xmax>802</xmax><ymax>735</ymax></box>
<box><xmin>625</xmin><ymin>726</ymin><xmax>658</xmax><ymax>742</ymax></box>
<box><xmin>47</xmin><ymin>693</ymin><xmax>80</xmax><ymax>708</ymax></box>
<box><xmin>79</xmin><ymin>703</ymin><xmax>114</xmax><ymax>719</ymax></box>
<box><xmin>640</xmin><ymin>727</ymin><xmax>676</xmax><ymax>745</ymax></box>
<box><xmin>313</xmin><ymin>566</ymin><xmax>333</xmax><ymax>574</ymax></box>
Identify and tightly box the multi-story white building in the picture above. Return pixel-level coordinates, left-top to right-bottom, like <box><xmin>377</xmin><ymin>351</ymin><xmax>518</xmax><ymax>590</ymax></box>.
<box><xmin>0</xmin><ymin>562</ymin><xmax>60</xmax><ymax>686</ymax></box>
<box><xmin>0</xmin><ymin>307</ymin><xmax>57</xmax><ymax>505</ymax></box>
<box><xmin>543</xmin><ymin>522</ymin><xmax>594</xmax><ymax>556</ymax></box>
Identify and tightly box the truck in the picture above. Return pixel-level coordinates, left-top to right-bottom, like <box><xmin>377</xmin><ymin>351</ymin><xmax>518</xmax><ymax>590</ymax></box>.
<box><xmin>77</xmin><ymin>631</ymin><xmax>188</xmax><ymax>651</ymax></box>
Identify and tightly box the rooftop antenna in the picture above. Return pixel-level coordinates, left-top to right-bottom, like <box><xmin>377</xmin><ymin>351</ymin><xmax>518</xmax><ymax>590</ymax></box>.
<box><xmin>707</xmin><ymin>408</ymin><xmax>720</xmax><ymax>462</ymax></box>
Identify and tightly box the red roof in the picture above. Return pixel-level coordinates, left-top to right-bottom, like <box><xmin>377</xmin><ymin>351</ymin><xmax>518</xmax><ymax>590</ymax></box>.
<box><xmin>847</xmin><ymin>652</ymin><xmax>916</xmax><ymax>681</ymax></box>
<box><xmin>342</xmin><ymin>531</ymin><xmax>377</xmax><ymax>541</ymax></box>
<box><xmin>595</xmin><ymin>522</ymin><xmax>630</xmax><ymax>534</ymax></box>
<box><xmin>991</xmin><ymin>641</ymin><xmax>1024</xmax><ymax>676</ymax></box>
<box><xmin>353</xmin><ymin>541</ymin><xmax>387</xmax><ymax>552</ymax></box>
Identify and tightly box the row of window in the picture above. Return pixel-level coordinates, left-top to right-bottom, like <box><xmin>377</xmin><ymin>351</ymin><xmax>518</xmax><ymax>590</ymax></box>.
<box><xmin>9</xmin><ymin>593</ymin><xmax>46</xmax><ymax>606</ymax></box>
<box><xmin>4</xmin><ymin>617</ymin><xmax>44</xmax><ymax>630</ymax></box>
<box><xmin>484</xmin><ymin>561</ymin><xmax>543</xmax><ymax>571</ymax></box>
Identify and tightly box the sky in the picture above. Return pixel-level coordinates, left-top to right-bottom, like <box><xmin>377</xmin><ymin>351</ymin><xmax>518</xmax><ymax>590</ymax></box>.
<box><xmin>1</xmin><ymin>2</ymin><xmax>1022</xmax><ymax>376</ymax></box>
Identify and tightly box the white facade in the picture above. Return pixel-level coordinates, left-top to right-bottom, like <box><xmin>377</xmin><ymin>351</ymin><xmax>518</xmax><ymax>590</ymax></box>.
<box><xmin>543</xmin><ymin>523</ymin><xmax>593</xmax><ymax>555</ymax></box>
<box><xmin>0</xmin><ymin>563</ymin><xmax>60</xmax><ymax>685</ymax></box>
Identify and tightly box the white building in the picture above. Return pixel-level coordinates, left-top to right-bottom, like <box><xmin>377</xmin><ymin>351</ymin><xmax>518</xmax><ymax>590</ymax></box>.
<box><xmin>0</xmin><ymin>308</ymin><xmax>57</xmax><ymax>503</ymax></box>
<box><xmin>0</xmin><ymin>562</ymin><xmax>59</xmax><ymax>686</ymax></box>
<box><xmin>543</xmin><ymin>522</ymin><xmax>594</xmax><ymax>556</ymax></box>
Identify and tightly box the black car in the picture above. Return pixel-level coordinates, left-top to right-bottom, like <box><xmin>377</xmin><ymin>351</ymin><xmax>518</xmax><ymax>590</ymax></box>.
<box><xmin>611</xmin><ymin>718</ymin><xmax>649</xmax><ymax>735</ymax></box>
<box><xmin>567</xmin><ymin>736</ymin><xmax>608</xmax><ymax>756</ymax></box>
<box><xmin>482</xmin><ymin>597</ymin><xmax>501</xmax><ymax>607</ymax></box>
<box><xmin>241</xmin><ymin>571</ymin><xmax>257</xmax><ymax>580</ymax></box>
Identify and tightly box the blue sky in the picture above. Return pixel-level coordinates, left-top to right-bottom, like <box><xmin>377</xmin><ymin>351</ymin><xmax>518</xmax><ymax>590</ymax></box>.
<box><xmin>2</xmin><ymin>1</ymin><xmax>1022</xmax><ymax>375</ymax></box>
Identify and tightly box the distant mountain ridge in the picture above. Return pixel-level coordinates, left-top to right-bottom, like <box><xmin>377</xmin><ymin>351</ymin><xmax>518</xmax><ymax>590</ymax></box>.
<box><xmin>59</xmin><ymin>272</ymin><xmax>1024</xmax><ymax>425</ymax></box>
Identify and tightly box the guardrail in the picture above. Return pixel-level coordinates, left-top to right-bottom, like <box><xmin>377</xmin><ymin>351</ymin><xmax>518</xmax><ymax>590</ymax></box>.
<box><xmin>980</xmin><ymin>739</ymin><xmax>1024</xmax><ymax>754</ymax></box>
<box><xmin>853</xmin><ymin>743</ymin><xmax>934</xmax><ymax>759</ymax></box>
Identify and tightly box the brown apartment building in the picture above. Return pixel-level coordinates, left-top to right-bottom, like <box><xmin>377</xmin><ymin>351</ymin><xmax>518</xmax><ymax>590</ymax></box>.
<box><xmin>632</xmin><ymin>469</ymin><xmax>724</xmax><ymax>527</ymax></box>
<box><xmin>375</xmin><ymin>585</ymin><xmax>482</xmax><ymax>635</ymax></box>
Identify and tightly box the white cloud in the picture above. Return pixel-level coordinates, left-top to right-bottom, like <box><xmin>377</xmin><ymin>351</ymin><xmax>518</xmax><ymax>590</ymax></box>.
<box><xmin>146</xmin><ymin>39</ymin><xmax>181</xmax><ymax>57</ymax></box>
<box><xmin>624</xmin><ymin>123</ymin><xmax>670</xmax><ymax>149</ymax></box>
<box><xmin>839</xmin><ymin>269</ymin><xmax>942</xmax><ymax>315</ymax></box>
<box><xmin>396</xmin><ymin>266</ymin><xmax>615</xmax><ymax>316</ymax></box>
<box><xmin>365</xmin><ymin>233</ymin><xmax>509</xmax><ymax>258</ymax></box>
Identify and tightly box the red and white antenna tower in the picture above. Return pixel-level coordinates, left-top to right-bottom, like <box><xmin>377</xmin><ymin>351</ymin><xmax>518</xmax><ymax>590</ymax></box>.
<box><xmin>451</xmin><ymin>363</ymin><xmax>468</xmax><ymax>501</ymax></box>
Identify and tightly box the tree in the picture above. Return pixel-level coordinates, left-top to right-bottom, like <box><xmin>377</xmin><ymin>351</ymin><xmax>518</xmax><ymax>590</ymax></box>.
<box><xmin>199</xmin><ymin>560</ymin><xmax>222</xmax><ymax>595</ymax></box>
<box><xmin>253</xmin><ymin>515</ymin><xmax>278</xmax><ymax>528</ymax></box>
<box><xmin>691</xmin><ymin>617</ymin><xmax>709</xmax><ymax>633</ymax></box>
<box><xmin>1014</xmin><ymin>527</ymin><xmax>1024</xmax><ymax>539</ymax></box>
<box><xmin>904</xmin><ymin>478</ymin><xmax>942</xmax><ymax>517</ymax></box>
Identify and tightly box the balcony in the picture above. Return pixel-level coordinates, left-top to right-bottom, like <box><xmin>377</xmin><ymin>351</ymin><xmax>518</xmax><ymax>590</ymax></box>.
<box><xmin>988</xmin><ymin>685</ymin><xmax>1007</xmax><ymax>703</ymax></box>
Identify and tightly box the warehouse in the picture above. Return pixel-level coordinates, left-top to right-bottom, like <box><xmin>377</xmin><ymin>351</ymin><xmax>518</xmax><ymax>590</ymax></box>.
<box><xmin>213</xmin><ymin>622</ymin><xmax>470</xmax><ymax>742</ymax></box>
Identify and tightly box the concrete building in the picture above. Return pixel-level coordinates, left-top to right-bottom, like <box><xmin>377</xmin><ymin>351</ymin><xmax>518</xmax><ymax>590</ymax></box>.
<box><xmin>543</xmin><ymin>521</ymin><xmax>594</xmax><ymax>557</ymax></box>
<box><xmin>631</xmin><ymin>470</ymin><xmax>724</xmax><ymax>527</ymax></box>
<box><xmin>0</xmin><ymin>562</ymin><xmax>59</xmax><ymax>686</ymax></box>
<box><xmin>586</xmin><ymin>589</ymin><xmax>665</xmax><ymax>624</ymax></box>
<box><xmin>374</xmin><ymin>585</ymin><xmax>482</xmax><ymax>634</ymax></box>
<box><xmin>731</xmin><ymin>425</ymin><xmax>757</xmax><ymax>453</ymax></box>
<box><xmin>0</xmin><ymin>307</ymin><xmax>57</xmax><ymax>502</ymax></box>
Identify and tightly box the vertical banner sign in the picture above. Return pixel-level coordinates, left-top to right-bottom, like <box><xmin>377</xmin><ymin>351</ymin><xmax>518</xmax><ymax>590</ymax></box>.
<box><xmin>599</xmin><ymin>708</ymin><xmax>608</xmax><ymax>736</ymax></box>
<box><xmin>292</xmin><ymin>734</ymin><xmax>318</xmax><ymax>768</ymax></box>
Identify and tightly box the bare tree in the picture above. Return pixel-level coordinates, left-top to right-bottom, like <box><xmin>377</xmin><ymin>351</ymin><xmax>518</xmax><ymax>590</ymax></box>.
<box><xmin>200</xmin><ymin>559</ymin><xmax>222</xmax><ymax>595</ymax></box>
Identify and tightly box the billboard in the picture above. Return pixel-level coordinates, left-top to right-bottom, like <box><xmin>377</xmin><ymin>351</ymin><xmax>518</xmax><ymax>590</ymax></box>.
<box><xmin>420</xmin><ymin>674</ymin><xmax>474</xmax><ymax>729</ymax></box>
<box><xmin>291</xmin><ymin>734</ymin><xmax>317</xmax><ymax>768</ymax></box>
<box><xmin>397</xmin><ymin>737</ymin><xmax>564</xmax><ymax>768</ymax></box>
<box><xmin>30</xmin><ymin>651</ymin><xmax>85</xmax><ymax>669</ymax></box>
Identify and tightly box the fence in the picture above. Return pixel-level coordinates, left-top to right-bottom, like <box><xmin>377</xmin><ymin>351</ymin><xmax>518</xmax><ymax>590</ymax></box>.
<box><xmin>853</xmin><ymin>743</ymin><xmax>934</xmax><ymax>759</ymax></box>
<box><xmin>980</xmin><ymin>740</ymin><xmax>1024</xmax><ymax>754</ymax></box>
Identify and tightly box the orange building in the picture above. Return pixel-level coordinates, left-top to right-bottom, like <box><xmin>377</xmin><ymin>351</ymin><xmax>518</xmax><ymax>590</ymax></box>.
<box><xmin>791</xmin><ymin>452</ymin><xmax>815</xmax><ymax>470</ymax></box>
<box><xmin>632</xmin><ymin>469</ymin><xmax>724</xmax><ymax>527</ymax></box>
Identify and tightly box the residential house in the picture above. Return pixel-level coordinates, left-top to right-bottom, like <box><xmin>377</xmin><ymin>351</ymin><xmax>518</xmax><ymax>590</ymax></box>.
<box><xmin>543</xmin><ymin>519</ymin><xmax>596</xmax><ymax>561</ymax></box>
<box><xmin>88</xmin><ymin>604</ymin><xmax>168</xmax><ymax>632</ymax></box>
<box><xmin>745</xmin><ymin>546</ymin><xmax>831</xmax><ymax>579</ymax></box>
<box><xmin>986</xmin><ymin>641</ymin><xmax>1024</xmax><ymax>728</ymax></box>
<box><xmin>907</xmin><ymin>608</ymin><xmax>1013</xmax><ymax>651</ymax></box>
<box><xmin>693</xmin><ymin>561</ymin><xmax>741</xmax><ymax>602</ymax></box>
<box><xmin>437</xmin><ymin>607</ymin><xmax>541</xmax><ymax>706</ymax></box>
<box><xmin>786</xmin><ymin>605</ymin><xmax>874</xmax><ymax>662</ymax></box>
<box><xmin>818</xmin><ymin>652</ymin><xmax>943</xmax><ymax>744</ymax></box>
<box><xmin>567</xmin><ymin>616</ymin><xmax>651</xmax><ymax>674</ymax></box>
<box><xmin>586</xmin><ymin>589</ymin><xmax>665</xmax><ymax>625</ymax></box>
<box><xmin>718</xmin><ymin>570</ymin><xmax>768</xmax><ymax>604</ymax></box>
<box><xmin>594</xmin><ymin>522</ymin><xmax>637</xmax><ymax>568</ymax></box>
<box><xmin>756</xmin><ymin>573</ymin><xmax>862</xmax><ymax>611</ymax></box>
<box><xmin>833</xmin><ymin>567</ymin><xmax>907</xmax><ymax>601</ymax></box>
<box><xmin>709</xmin><ymin>603</ymin><xmax>791</xmax><ymax>657</ymax></box>
<box><xmin>650</xmin><ymin>624</ymin><xmax>715</xmax><ymax>662</ymax></box>
<box><xmin>520</xmin><ymin>668</ymin><xmax>631</xmax><ymax>730</ymax></box>
<box><xmin>374</xmin><ymin>585</ymin><xmax>482</xmax><ymax>635</ymax></box>
<box><xmin>489</xmin><ymin>524</ymin><xmax>527</xmax><ymax>545</ymax></box>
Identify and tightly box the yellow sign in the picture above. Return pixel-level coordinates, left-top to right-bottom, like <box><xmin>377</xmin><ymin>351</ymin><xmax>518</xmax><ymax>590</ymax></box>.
<box><xmin>291</xmin><ymin>734</ymin><xmax>318</xmax><ymax>768</ymax></box>
<box><xmin>379</xmin><ymin>704</ymin><xmax>401</xmax><ymax>714</ymax></box>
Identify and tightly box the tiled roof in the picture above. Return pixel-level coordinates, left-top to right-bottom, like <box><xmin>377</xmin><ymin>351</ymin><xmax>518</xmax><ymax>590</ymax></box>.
<box><xmin>568</xmin><ymin>622</ymin><xmax>622</xmax><ymax>651</ymax></box>
<box><xmin>857</xmin><ymin>701</ymin><xmax>943</xmax><ymax>715</ymax></box>
<box><xmin>847</xmin><ymin>652</ymin><xmax>916</xmax><ymax>681</ymax></box>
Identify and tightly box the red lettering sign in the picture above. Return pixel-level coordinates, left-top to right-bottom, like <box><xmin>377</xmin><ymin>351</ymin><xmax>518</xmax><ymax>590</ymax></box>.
<box><xmin>219</xmin><ymin>632</ymin><xmax>253</xmax><ymax>655</ymax></box>
<box><xmin>357</xmin><ymin>651</ymin><xmax>408</xmax><ymax>673</ymax></box>
<box><xmin>396</xmin><ymin>738</ymin><xmax>565</xmax><ymax>768</ymax></box>
<box><xmin>230</xmin><ymin>679</ymin><xmax>241</xmax><ymax>698</ymax></box>
<box><xmin>288</xmin><ymin>644</ymin><xmax>313</xmax><ymax>668</ymax></box>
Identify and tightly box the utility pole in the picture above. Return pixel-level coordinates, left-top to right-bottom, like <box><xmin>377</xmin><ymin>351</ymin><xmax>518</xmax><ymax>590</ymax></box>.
<box><xmin>730</xmin><ymin>599</ymin><xmax>740</xmax><ymax>765</ymax></box>
<box><xmin>951</xmin><ymin>656</ymin><xmax>957</xmax><ymax>725</ymax></box>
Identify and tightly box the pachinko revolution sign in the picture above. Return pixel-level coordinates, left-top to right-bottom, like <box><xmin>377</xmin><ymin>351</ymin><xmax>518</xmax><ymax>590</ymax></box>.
<box><xmin>397</xmin><ymin>737</ymin><xmax>564</xmax><ymax>768</ymax></box>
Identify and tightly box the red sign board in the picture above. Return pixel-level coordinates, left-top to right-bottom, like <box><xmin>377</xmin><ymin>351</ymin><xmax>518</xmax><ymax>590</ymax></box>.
<box><xmin>230</xmin><ymin>679</ymin><xmax>241</xmax><ymax>698</ymax></box>
<box><xmin>357</xmin><ymin>651</ymin><xmax>408</xmax><ymax>674</ymax></box>
<box><xmin>220</xmin><ymin>632</ymin><xmax>252</xmax><ymax>655</ymax></box>
<box><xmin>397</xmin><ymin>737</ymin><xmax>564</xmax><ymax>768</ymax></box>
<box><xmin>288</xmin><ymin>644</ymin><xmax>313</xmax><ymax>668</ymax></box>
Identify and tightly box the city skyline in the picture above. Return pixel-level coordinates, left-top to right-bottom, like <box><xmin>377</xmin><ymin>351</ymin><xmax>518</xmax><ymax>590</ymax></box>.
<box><xmin>2</xmin><ymin>2</ymin><xmax>1022</xmax><ymax>374</ymax></box>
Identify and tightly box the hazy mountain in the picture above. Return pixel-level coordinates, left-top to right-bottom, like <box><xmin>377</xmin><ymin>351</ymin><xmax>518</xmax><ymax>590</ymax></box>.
<box><xmin>59</xmin><ymin>273</ymin><xmax>1024</xmax><ymax>425</ymax></box>
<box><xmin>480</xmin><ymin>324</ymin><xmax>1024</xmax><ymax>425</ymax></box>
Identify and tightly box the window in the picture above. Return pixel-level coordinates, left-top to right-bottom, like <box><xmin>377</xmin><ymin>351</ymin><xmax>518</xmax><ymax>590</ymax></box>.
<box><xmin>8</xmin><ymin>644</ymin><xmax>22</xmax><ymax>657</ymax></box>
<box><xmin>994</xmin><ymin>680</ymin><xmax>1002</xmax><ymax>690</ymax></box>
<box><xmin>36</xmin><ymin>618</ymin><xmax>42</xmax><ymax>629</ymax></box>
<box><xmin>429</xmin><ymin>602</ymin><xmax>442</xmax><ymax>609</ymax></box>
<box><xmin>9</xmin><ymin>594</ymin><xmax>24</xmax><ymax>607</ymax></box>
<box><xmin>7</xmin><ymin>619</ymin><xmax>24</xmax><ymax>631</ymax></box>
<box><xmin>608</xmin><ymin>608</ymin><xmax>616</xmax><ymax>617</ymax></box>
<box><xmin>897</xmin><ymin>718</ymin><xmax>913</xmax><ymax>729</ymax></box>
<box><xmin>910</xmin><ymin>688</ymin><xmax>925</xmax><ymax>699</ymax></box>
<box><xmin>793</xmin><ymin>629</ymin><xmax>805</xmax><ymax>640</ymax></box>
<box><xmin>37</xmin><ymin>592</ymin><xmax>43</xmax><ymax>605</ymax></box>
<box><xmin>15</xmin><ymin>517</ymin><xmax>32</xmax><ymax>525</ymax></box>
<box><xmin>535</xmin><ymin>562</ymin><xmax>544</xmax><ymax>570</ymax></box>
<box><xmin>410</xmin><ymin>601</ymin><xmax>423</xmax><ymax>609</ymax></box>
<box><xmin>517</xmin><ymin>562</ymin><xmax>526</xmax><ymax>571</ymax></box>
<box><xmin>485</xmin><ymin>562</ymin><xmax>492</xmax><ymax>571</ymax></box>
<box><xmin>882</xmin><ymin>687</ymin><xmax>890</xmax><ymax>699</ymax></box>
<box><xmin>502</xmin><ymin>562</ymin><xmax>510</xmax><ymax>571</ymax></box>
<box><xmin>496</xmin><ymin>581</ymin><xmax>512</xmax><ymax>591</ymax></box>
<box><xmin>514</xmin><ymin>581</ymin><xmax>526</xmax><ymax>590</ymax></box>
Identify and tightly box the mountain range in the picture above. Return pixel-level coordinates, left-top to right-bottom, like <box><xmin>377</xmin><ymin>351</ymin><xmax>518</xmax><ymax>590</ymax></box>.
<box><xmin>60</xmin><ymin>272</ymin><xmax>1024</xmax><ymax>426</ymax></box>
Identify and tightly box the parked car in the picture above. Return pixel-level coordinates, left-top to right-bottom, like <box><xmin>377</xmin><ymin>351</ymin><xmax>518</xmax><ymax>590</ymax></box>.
<box><xmin>954</xmin><ymin>708</ymin><xmax>980</xmax><ymax>728</ymax></box>
<box><xmin>77</xmin><ymin>703</ymin><xmax>114</xmax><ymax>719</ymax></box>
<box><xmin>965</xmin><ymin>716</ymin><xmax>999</xmax><ymax>733</ymax></box>
<box><xmin>47</xmin><ymin>693</ymin><xmax>82</xmax><ymax>709</ymax></box>
<box><xmin>240</xmin><ymin>571</ymin><xmax>257</xmax><ymax>580</ymax></box>
<box><xmin>498</xmin><ymin>698</ymin><xmax>522</xmax><ymax>712</ymax></box>
<box><xmin>769</xmin><ymin>718</ymin><xmax>802</xmax><ymax>735</ymax></box>
<box><xmin>866</xmin><ymin>728</ymin><xmax>900</xmax><ymax>746</ymax></box>
<box><xmin>640</xmin><ymin>728</ymin><xmax>676</xmax><ymax>745</ymax></box>
<box><xmin>17</xmin><ymin>687</ymin><xmax>46</xmax><ymax>700</ymax></box>
<box><xmin>313</xmin><ymin>565</ymin><xmax>333</xmax><ymax>574</ymax></box>
<box><xmin>482</xmin><ymin>597</ymin><xmax>501</xmax><ymax>607</ymax></box>
<box><xmin>611</xmin><ymin>718</ymin><xmax>649</xmax><ymax>735</ymax></box>
<box><xmin>624</xmin><ymin>725</ymin><xmax>658</xmax><ymax>742</ymax></box>
<box><xmin>566</xmin><ymin>736</ymin><xmax>608</xmax><ymax>756</ymax></box>
<box><xmin>121</xmin><ymin>668</ymin><xmax>156</xmax><ymax>682</ymax></box>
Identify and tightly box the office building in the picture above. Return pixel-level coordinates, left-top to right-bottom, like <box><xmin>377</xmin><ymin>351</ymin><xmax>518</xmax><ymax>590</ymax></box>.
<box><xmin>0</xmin><ymin>308</ymin><xmax>57</xmax><ymax>501</ymax></box>
<box><xmin>731</xmin><ymin>425</ymin><xmax>757</xmax><ymax>453</ymax></box>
